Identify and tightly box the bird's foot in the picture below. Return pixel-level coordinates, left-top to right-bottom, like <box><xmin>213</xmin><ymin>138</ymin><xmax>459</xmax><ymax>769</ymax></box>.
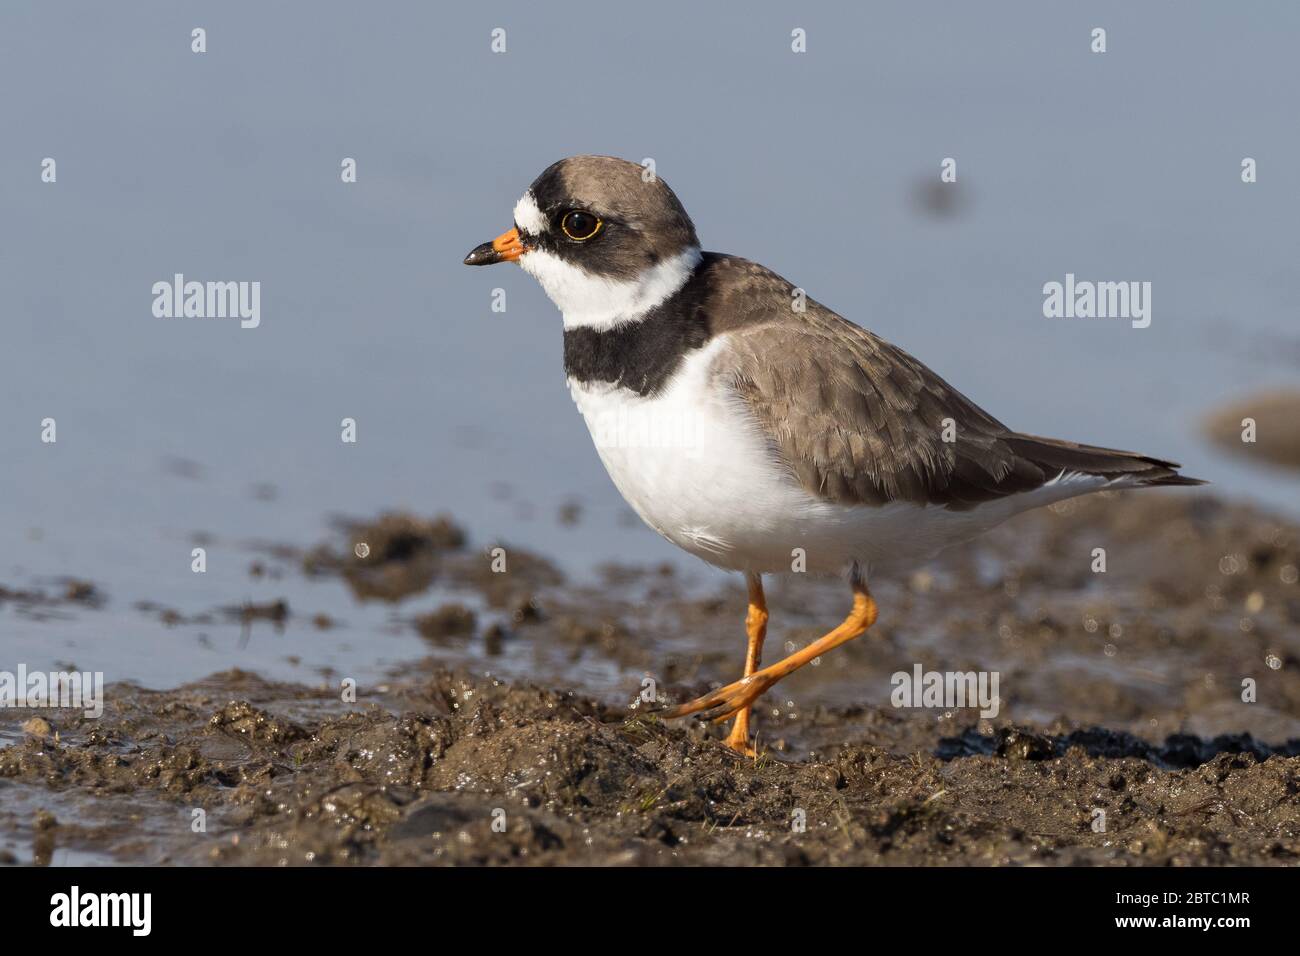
<box><xmin>662</xmin><ymin>671</ymin><xmax>778</xmax><ymax>725</ymax></box>
<box><xmin>721</xmin><ymin>720</ymin><xmax>759</xmax><ymax>757</ymax></box>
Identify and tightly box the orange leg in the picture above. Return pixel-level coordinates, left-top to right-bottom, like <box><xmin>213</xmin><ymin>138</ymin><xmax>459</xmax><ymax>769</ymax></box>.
<box><xmin>665</xmin><ymin>579</ymin><xmax>878</xmax><ymax>734</ymax></box>
<box><xmin>722</xmin><ymin>574</ymin><xmax>768</xmax><ymax>756</ymax></box>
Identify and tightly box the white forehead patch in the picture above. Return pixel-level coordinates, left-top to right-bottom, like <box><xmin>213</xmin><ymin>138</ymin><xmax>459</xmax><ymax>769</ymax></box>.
<box><xmin>513</xmin><ymin>191</ymin><xmax>547</xmax><ymax>236</ymax></box>
<box><xmin>520</xmin><ymin>246</ymin><xmax>702</xmax><ymax>332</ymax></box>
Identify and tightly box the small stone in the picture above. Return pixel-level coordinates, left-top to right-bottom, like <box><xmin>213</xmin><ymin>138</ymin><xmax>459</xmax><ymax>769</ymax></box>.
<box><xmin>21</xmin><ymin>716</ymin><xmax>54</xmax><ymax>737</ymax></box>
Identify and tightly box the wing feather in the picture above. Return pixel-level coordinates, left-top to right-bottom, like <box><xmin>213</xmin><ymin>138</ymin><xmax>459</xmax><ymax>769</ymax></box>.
<box><xmin>713</xmin><ymin>298</ymin><xmax>1052</xmax><ymax>507</ymax></box>
<box><xmin>691</xmin><ymin>255</ymin><xmax>1202</xmax><ymax>507</ymax></box>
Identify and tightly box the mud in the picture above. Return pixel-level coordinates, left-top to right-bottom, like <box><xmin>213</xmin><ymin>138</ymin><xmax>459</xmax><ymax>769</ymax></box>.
<box><xmin>2</xmin><ymin>491</ymin><xmax>1299</xmax><ymax>866</ymax></box>
<box><xmin>1203</xmin><ymin>388</ymin><xmax>1300</xmax><ymax>471</ymax></box>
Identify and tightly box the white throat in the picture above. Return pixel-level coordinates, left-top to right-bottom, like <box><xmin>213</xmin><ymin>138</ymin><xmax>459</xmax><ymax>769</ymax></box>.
<box><xmin>513</xmin><ymin>182</ymin><xmax>700</xmax><ymax>331</ymax></box>
<box><xmin>520</xmin><ymin>245</ymin><xmax>702</xmax><ymax>331</ymax></box>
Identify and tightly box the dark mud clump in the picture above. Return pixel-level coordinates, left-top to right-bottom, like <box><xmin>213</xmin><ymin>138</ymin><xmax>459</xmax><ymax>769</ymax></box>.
<box><xmin>0</xmin><ymin>578</ymin><xmax>107</xmax><ymax>618</ymax></box>
<box><xmin>414</xmin><ymin>604</ymin><xmax>477</xmax><ymax>641</ymax></box>
<box><xmin>302</xmin><ymin>512</ymin><xmax>467</xmax><ymax>602</ymax></box>
<box><xmin>298</xmin><ymin>511</ymin><xmax>562</xmax><ymax>608</ymax></box>
<box><xmin>1203</xmin><ymin>389</ymin><xmax>1300</xmax><ymax>471</ymax></box>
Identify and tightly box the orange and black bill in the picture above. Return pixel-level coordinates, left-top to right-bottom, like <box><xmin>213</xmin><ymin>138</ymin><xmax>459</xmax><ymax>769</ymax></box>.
<box><xmin>464</xmin><ymin>227</ymin><xmax>525</xmax><ymax>265</ymax></box>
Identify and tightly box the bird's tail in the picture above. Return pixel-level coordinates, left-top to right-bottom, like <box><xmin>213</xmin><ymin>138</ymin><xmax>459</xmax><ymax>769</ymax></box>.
<box><xmin>1005</xmin><ymin>433</ymin><xmax>1208</xmax><ymax>488</ymax></box>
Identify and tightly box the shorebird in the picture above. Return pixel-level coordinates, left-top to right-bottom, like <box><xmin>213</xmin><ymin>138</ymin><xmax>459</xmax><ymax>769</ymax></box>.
<box><xmin>464</xmin><ymin>155</ymin><xmax>1203</xmax><ymax>755</ymax></box>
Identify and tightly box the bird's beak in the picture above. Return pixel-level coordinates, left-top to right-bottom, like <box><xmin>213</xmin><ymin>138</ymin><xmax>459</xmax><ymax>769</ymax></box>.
<box><xmin>464</xmin><ymin>227</ymin><xmax>526</xmax><ymax>266</ymax></box>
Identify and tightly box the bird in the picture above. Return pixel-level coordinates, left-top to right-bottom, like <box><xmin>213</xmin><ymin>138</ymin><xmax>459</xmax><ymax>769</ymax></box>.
<box><xmin>464</xmin><ymin>155</ymin><xmax>1204</xmax><ymax>756</ymax></box>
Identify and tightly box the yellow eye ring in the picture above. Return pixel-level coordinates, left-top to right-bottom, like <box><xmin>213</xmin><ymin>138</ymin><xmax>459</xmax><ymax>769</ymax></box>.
<box><xmin>561</xmin><ymin>210</ymin><xmax>602</xmax><ymax>241</ymax></box>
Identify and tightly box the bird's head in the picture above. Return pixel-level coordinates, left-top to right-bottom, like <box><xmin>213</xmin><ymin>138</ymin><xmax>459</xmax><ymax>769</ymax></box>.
<box><xmin>464</xmin><ymin>155</ymin><xmax>701</xmax><ymax>329</ymax></box>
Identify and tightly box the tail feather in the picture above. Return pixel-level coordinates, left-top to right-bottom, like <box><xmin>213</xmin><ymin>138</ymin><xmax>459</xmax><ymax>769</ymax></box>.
<box><xmin>1005</xmin><ymin>433</ymin><xmax>1208</xmax><ymax>488</ymax></box>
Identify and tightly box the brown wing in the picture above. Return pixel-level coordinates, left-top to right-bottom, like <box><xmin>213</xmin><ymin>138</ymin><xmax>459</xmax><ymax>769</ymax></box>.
<box><xmin>711</xmin><ymin>286</ymin><xmax>1196</xmax><ymax>508</ymax></box>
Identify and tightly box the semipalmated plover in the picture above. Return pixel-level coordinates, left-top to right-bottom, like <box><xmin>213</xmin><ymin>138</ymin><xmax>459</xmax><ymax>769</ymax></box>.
<box><xmin>465</xmin><ymin>155</ymin><xmax>1203</xmax><ymax>755</ymax></box>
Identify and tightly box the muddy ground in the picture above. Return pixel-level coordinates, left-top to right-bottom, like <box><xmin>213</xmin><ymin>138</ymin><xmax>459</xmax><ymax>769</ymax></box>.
<box><xmin>2</xmin><ymin>490</ymin><xmax>1299</xmax><ymax>865</ymax></box>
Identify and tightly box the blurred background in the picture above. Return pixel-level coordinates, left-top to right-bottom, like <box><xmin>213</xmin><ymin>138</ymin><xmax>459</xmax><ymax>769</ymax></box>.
<box><xmin>2</xmin><ymin>1</ymin><xmax>1297</xmax><ymax>691</ymax></box>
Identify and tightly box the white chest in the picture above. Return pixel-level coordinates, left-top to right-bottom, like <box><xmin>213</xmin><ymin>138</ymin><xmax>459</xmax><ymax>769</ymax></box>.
<box><xmin>566</xmin><ymin>339</ymin><xmax>823</xmax><ymax>570</ymax></box>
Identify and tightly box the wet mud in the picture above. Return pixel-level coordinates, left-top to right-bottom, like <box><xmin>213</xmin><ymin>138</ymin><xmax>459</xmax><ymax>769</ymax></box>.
<box><xmin>2</xmin><ymin>491</ymin><xmax>1299</xmax><ymax>866</ymax></box>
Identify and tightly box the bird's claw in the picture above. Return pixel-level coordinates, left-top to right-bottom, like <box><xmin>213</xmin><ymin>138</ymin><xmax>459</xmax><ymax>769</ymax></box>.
<box><xmin>661</xmin><ymin>673</ymin><xmax>775</xmax><ymax>725</ymax></box>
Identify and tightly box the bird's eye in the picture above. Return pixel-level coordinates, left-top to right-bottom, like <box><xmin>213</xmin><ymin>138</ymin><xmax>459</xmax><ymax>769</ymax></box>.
<box><xmin>560</xmin><ymin>210</ymin><xmax>602</xmax><ymax>241</ymax></box>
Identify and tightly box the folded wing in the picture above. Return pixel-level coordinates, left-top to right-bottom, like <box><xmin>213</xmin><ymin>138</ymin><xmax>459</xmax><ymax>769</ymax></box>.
<box><xmin>715</xmin><ymin>303</ymin><xmax>1200</xmax><ymax>509</ymax></box>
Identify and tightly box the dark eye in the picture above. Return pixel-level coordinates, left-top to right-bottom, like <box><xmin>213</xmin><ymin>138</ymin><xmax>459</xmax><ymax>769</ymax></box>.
<box><xmin>560</xmin><ymin>210</ymin><xmax>602</xmax><ymax>241</ymax></box>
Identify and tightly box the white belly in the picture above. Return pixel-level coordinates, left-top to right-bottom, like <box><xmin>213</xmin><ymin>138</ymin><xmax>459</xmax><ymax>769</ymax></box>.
<box><xmin>568</xmin><ymin>337</ymin><xmax>1103</xmax><ymax>576</ymax></box>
